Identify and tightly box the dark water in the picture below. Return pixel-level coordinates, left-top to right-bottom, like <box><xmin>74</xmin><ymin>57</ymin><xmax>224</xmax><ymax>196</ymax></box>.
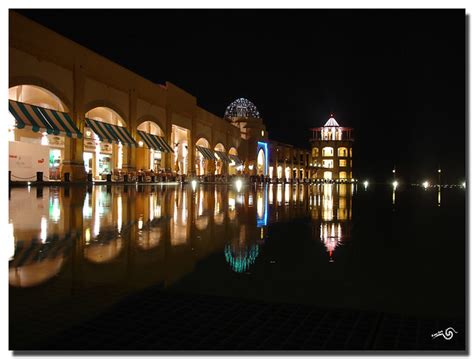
<box><xmin>9</xmin><ymin>183</ymin><xmax>466</xmax><ymax>349</ymax></box>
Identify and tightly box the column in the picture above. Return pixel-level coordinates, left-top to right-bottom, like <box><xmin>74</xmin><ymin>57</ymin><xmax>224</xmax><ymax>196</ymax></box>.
<box><xmin>62</xmin><ymin>63</ymin><xmax>86</xmax><ymax>181</ymax></box>
<box><xmin>188</xmin><ymin>115</ymin><xmax>196</xmax><ymax>176</ymax></box>
<box><xmin>122</xmin><ymin>89</ymin><xmax>137</xmax><ymax>172</ymax></box>
<box><xmin>165</xmin><ymin>109</ymin><xmax>173</xmax><ymax>171</ymax></box>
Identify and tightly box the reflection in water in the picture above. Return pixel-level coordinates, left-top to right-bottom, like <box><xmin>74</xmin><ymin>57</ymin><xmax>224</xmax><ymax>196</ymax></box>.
<box><xmin>9</xmin><ymin>183</ymin><xmax>354</xmax><ymax>287</ymax></box>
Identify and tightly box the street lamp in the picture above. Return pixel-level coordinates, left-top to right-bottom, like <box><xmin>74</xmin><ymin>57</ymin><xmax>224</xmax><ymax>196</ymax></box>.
<box><xmin>422</xmin><ymin>181</ymin><xmax>429</xmax><ymax>189</ymax></box>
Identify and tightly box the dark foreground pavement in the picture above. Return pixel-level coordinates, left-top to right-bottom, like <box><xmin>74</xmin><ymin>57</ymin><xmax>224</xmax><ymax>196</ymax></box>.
<box><xmin>11</xmin><ymin>285</ymin><xmax>466</xmax><ymax>352</ymax></box>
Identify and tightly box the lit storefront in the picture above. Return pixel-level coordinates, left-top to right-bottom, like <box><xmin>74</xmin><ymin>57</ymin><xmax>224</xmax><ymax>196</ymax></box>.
<box><xmin>8</xmin><ymin>85</ymin><xmax>82</xmax><ymax>182</ymax></box>
<box><xmin>84</xmin><ymin>107</ymin><xmax>136</xmax><ymax>180</ymax></box>
<box><xmin>137</xmin><ymin>121</ymin><xmax>173</xmax><ymax>172</ymax></box>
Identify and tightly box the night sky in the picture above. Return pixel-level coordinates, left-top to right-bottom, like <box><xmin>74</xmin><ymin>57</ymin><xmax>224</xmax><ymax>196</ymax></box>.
<box><xmin>14</xmin><ymin>9</ymin><xmax>466</xmax><ymax>183</ymax></box>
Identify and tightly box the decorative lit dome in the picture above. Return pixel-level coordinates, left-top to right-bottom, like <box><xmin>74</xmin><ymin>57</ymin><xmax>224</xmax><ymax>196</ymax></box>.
<box><xmin>224</xmin><ymin>98</ymin><xmax>260</xmax><ymax>121</ymax></box>
<box><xmin>324</xmin><ymin>116</ymin><xmax>340</xmax><ymax>127</ymax></box>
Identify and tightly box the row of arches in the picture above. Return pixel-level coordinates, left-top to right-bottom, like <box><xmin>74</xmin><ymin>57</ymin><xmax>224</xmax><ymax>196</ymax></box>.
<box><xmin>8</xmin><ymin>85</ymin><xmax>241</xmax><ymax>180</ymax></box>
<box><xmin>312</xmin><ymin>147</ymin><xmax>352</xmax><ymax>158</ymax></box>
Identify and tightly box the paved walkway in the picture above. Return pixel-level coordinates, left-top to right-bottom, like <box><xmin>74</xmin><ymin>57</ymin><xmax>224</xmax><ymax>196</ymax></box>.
<box><xmin>13</xmin><ymin>286</ymin><xmax>465</xmax><ymax>352</ymax></box>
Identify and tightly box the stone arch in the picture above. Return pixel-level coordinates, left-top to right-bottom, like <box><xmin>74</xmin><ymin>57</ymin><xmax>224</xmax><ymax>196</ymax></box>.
<box><xmin>195</xmin><ymin>135</ymin><xmax>211</xmax><ymax>147</ymax></box>
<box><xmin>83</xmin><ymin>99</ymin><xmax>128</xmax><ymax>126</ymax></box>
<box><xmin>214</xmin><ymin>142</ymin><xmax>226</xmax><ymax>152</ymax></box>
<box><xmin>137</xmin><ymin>115</ymin><xmax>165</xmax><ymax>136</ymax></box>
<box><xmin>9</xmin><ymin>77</ymin><xmax>72</xmax><ymax>112</ymax></box>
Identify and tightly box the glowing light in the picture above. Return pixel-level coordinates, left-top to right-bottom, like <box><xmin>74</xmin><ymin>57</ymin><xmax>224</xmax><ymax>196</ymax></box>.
<box><xmin>41</xmin><ymin>132</ymin><xmax>49</xmax><ymax>146</ymax></box>
<box><xmin>392</xmin><ymin>169</ymin><xmax>396</xmax><ymax>174</ymax></box>
<box><xmin>248</xmin><ymin>164</ymin><xmax>254</xmax><ymax>171</ymax></box>
<box><xmin>393</xmin><ymin>181</ymin><xmax>398</xmax><ymax>189</ymax></box>
<box><xmin>235</xmin><ymin>178</ymin><xmax>243</xmax><ymax>192</ymax></box>
<box><xmin>191</xmin><ymin>179</ymin><xmax>197</xmax><ymax>191</ymax></box>
<box><xmin>363</xmin><ymin>180</ymin><xmax>369</xmax><ymax>189</ymax></box>
<box><xmin>422</xmin><ymin>181</ymin><xmax>429</xmax><ymax>189</ymax></box>
<box><xmin>40</xmin><ymin>216</ymin><xmax>48</xmax><ymax>243</ymax></box>
<box><xmin>27</xmin><ymin>182</ymin><xmax>31</xmax><ymax>186</ymax></box>
<box><xmin>438</xmin><ymin>169</ymin><xmax>442</xmax><ymax>173</ymax></box>
<box><xmin>138</xmin><ymin>141</ymin><xmax>144</xmax><ymax>147</ymax></box>
<box><xmin>462</xmin><ymin>182</ymin><xmax>466</xmax><ymax>188</ymax></box>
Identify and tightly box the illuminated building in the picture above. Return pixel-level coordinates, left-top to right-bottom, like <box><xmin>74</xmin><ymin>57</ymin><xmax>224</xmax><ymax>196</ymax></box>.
<box><xmin>8</xmin><ymin>12</ymin><xmax>318</xmax><ymax>183</ymax></box>
<box><xmin>309</xmin><ymin>115</ymin><xmax>354</xmax><ymax>180</ymax></box>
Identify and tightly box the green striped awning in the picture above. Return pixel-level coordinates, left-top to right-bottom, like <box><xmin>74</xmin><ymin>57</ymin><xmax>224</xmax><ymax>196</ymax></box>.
<box><xmin>85</xmin><ymin>118</ymin><xmax>137</xmax><ymax>147</ymax></box>
<box><xmin>8</xmin><ymin>100</ymin><xmax>82</xmax><ymax>138</ymax></box>
<box><xmin>137</xmin><ymin>130</ymin><xmax>174</xmax><ymax>153</ymax></box>
<box><xmin>215</xmin><ymin>150</ymin><xmax>231</xmax><ymax>164</ymax></box>
<box><xmin>229</xmin><ymin>154</ymin><xmax>243</xmax><ymax>166</ymax></box>
<box><xmin>196</xmin><ymin>145</ymin><xmax>215</xmax><ymax>161</ymax></box>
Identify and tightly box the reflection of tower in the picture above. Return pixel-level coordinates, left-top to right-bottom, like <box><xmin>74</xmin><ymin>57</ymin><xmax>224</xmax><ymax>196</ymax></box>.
<box><xmin>310</xmin><ymin>183</ymin><xmax>352</xmax><ymax>261</ymax></box>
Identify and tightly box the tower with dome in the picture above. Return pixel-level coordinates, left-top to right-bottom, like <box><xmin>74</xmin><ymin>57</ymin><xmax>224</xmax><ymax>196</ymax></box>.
<box><xmin>309</xmin><ymin>115</ymin><xmax>354</xmax><ymax>181</ymax></box>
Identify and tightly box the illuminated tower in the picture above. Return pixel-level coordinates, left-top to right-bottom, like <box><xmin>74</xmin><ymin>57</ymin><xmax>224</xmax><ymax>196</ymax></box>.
<box><xmin>309</xmin><ymin>115</ymin><xmax>354</xmax><ymax>181</ymax></box>
<box><xmin>224</xmin><ymin>98</ymin><xmax>269</xmax><ymax>176</ymax></box>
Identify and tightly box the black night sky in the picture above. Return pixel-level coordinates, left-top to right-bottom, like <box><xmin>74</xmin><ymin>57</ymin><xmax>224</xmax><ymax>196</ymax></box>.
<box><xmin>14</xmin><ymin>9</ymin><xmax>466</xmax><ymax>183</ymax></box>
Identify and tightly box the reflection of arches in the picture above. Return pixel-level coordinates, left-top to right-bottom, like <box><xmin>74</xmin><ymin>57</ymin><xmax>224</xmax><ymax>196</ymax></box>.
<box><xmin>9</xmin><ymin>77</ymin><xmax>72</xmax><ymax>112</ymax></box>
<box><xmin>9</xmin><ymin>256</ymin><xmax>64</xmax><ymax>288</ymax></box>
<box><xmin>195</xmin><ymin>216</ymin><xmax>209</xmax><ymax>231</ymax></box>
<box><xmin>84</xmin><ymin>238</ymin><xmax>123</xmax><ymax>263</ymax></box>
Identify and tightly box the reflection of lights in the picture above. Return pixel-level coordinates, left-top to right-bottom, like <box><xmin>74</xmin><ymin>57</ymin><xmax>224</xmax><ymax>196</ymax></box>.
<box><xmin>85</xmin><ymin>228</ymin><xmax>91</xmax><ymax>244</ymax></box>
<box><xmin>422</xmin><ymin>181</ymin><xmax>429</xmax><ymax>189</ymax></box>
<box><xmin>235</xmin><ymin>179</ymin><xmax>243</xmax><ymax>192</ymax></box>
<box><xmin>83</xmin><ymin>193</ymin><xmax>93</xmax><ymax>218</ymax></box>
<box><xmin>277</xmin><ymin>185</ymin><xmax>282</xmax><ymax>205</ymax></box>
<box><xmin>117</xmin><ymin>195</ymin><xmax>122</xmax><ymax>233</ymax></box>
<box><xmin>462</xmin><ymin>182</ymin><xmax>466</xmax><ymax>188</ymax></box>
<box><xmin>191</xmin><ymin>179</ymin><xmax>197</xmax><ymax>191</ymax></box>
<box><xmin>49</xmin><ymin>197</ymin><xmax>61</xmax><ymax>223</ymax></box>
<box><xmin>393</xmin><ymin>181</ymin><xmax>398</xmax><ymax>189</ymax></box>
<box><xmin>438</xmin><ymin>188</ymin><xmax>441</xmax><ymax>207</ymax></box>
<box><xmin>40</xmin><ymin>216</ymin><xmax>48</xmax><ymax>243</ymax></box>
<box><xmin>138</xmin><ymin>217</ymin><xmax>143</xmax><ymax>230</ymax></box>
<box><xmin>320</xmin><ymin>223</ymin><xmax>342</xmax><ymax>261</ymax></box>
<box><xmin>363</xmin><ymin>180</ymin><xmax>369</xmax><ymax>189</ymax></box>
<box><xmin>228</xmin><ymin>197</ymin><xmax>236</xmax><ymax>210</ymax></box>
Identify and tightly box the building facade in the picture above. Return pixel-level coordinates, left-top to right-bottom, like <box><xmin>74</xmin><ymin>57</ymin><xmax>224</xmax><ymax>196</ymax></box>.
<box><xmin>8</xmin><ymin>12</ymin><xmax>348</xmax><ymax>183</ymax></box>
<box><xmin>309</xmin><ymin>116</ymin><xmax>354</xmax><ymax>181</ymax></box>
